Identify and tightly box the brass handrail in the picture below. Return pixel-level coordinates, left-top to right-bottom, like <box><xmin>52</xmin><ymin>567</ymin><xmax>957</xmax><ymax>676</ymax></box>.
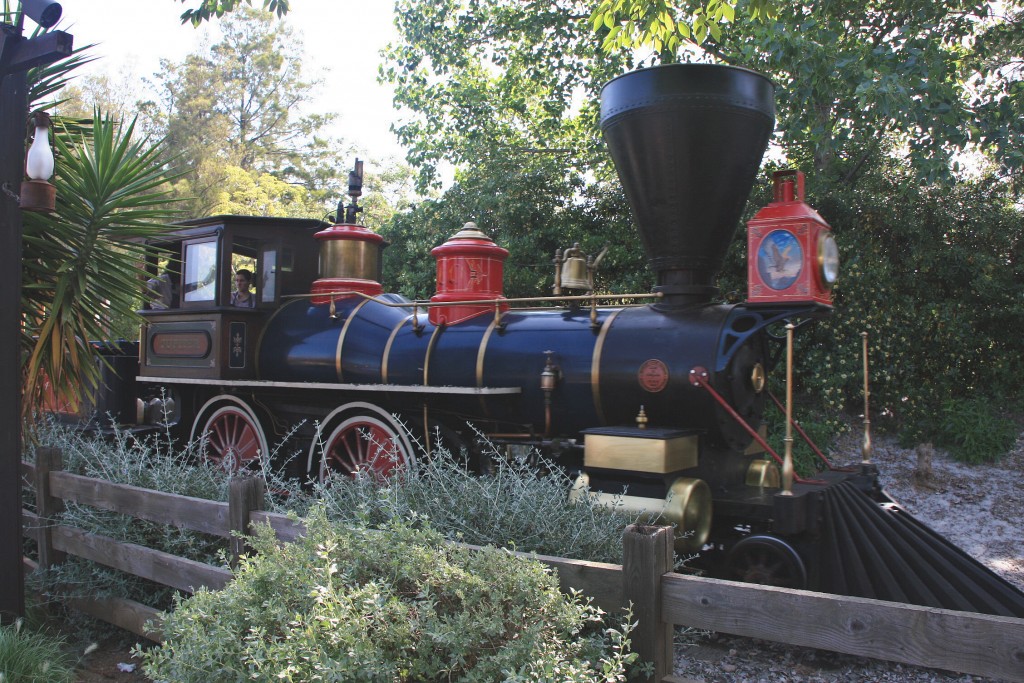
<box><xmin>290</xmin><ymin>290</ymin><xmax>664</xmax><ymax>308</ymax></box>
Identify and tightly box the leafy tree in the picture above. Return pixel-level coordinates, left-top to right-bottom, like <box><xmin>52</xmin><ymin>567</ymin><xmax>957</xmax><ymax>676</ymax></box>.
<box><xmin>592</xmin><ymin>0</ymin><xmax>777</xmax><ymax>52</ymax></box>
<box><xmin>207</xmin><ymin>165</ymin><xmax>314</xmax><ymax>216</ymax></box>
<box><xmin>56</xmin><ymin>66</ymin><xmax>143</xmax><ymax>122</ymax></box>
<box><xmin>381</xmin><ymin>154</ymin><xmax>644</xmax><ymax>300</ymax></box>
<box><xmin>384</xmin><ymin>0</ymin><xmax>1023</xmax><ymax>189</ymax></box>
<box><xmin>381</xmin><ymin>0</ymin><xmax>631</xmax><ymax>191</ymax></box>
<box><xmin>177</xmin><ymin>0</ymin><xmax>288</xmax><ymax>25</ymax></box>
<box><xmin>723</xmin><ymin>1</ymin><xmax>1022</xmax><ymax>183</ymax></box>
<box><xmin>379</xmin><ymin>0</ymin><xmax>653</xmax><ymax>302</ymax></box>
<box><xmin>144</xmin><ymin>7</ymin><xmax>348</xmax><ymax>216</ymax></box>
<box><xmin>590</xmin><ymin>1</ymin><xmax>1024</xmax><ymax>185</ymax></box>
<box><xmin>971</xmin><ymin>2</ymin><xmax>1024</xmax><ymax>187</ymax></box>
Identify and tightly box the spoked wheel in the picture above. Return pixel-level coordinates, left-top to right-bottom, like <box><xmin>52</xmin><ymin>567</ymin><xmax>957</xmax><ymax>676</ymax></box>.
<box><xmin>310</xmin><ymin>402</ymin><xmax>414</xmax><ymax>482</ymax></box>
<box><xmin>190</xmin><ymin>396</ymin><xmax>269</xmax><ymax>472</ymax></box>
<box><xmin>726</xmin><ymin>534</ymin><xmax>808</xmax><ymax>589</ymax></box>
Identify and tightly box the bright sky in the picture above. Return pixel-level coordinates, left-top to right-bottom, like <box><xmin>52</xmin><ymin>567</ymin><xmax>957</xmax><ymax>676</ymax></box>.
<box><xmin>51</xmin><ymin>0</ymin><xmax>405</xmax><ymax>162</ymax></box>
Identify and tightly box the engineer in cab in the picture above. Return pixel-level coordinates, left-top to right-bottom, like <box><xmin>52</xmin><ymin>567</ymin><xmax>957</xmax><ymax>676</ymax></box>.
<box><xmin>231</xmin><ymin>269</ymin><xmax>255</xmax><ymax>308</ymax></box>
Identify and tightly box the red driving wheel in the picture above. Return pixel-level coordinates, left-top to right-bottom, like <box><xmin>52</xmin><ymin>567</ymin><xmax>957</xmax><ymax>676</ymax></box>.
<box><xmin>320</xmin><ymin>415</ymin><xmax>405</xmax><ymax>480</ymax></box>
<box><xmin>197</xmin><ymin>404</ymin><xmax>266</xmax><ymax>471</ymax></box>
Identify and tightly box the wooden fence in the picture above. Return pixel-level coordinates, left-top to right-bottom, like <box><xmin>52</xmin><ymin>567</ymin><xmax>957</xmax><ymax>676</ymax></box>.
<box><xmin>20</xmin><ymin>447</ymin><xmax>1024</xmax><ymax>683</ymax></box>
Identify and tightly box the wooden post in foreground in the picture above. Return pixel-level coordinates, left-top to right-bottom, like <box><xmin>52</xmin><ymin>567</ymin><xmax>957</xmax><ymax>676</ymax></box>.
<box><xmin>0</xmin><ymin>24</ymin><xmax>74</xmax><ymax>624</ymax></box>
<box><xmin>623</xmin><ymin>524</ymin><xmax>674</xmax><ymax>682</ymax></box>
<box><xmin>228</xmin><ymin>476</ymin><xmax>265</xmax><ymax>568</ymax></box>
<box><xmin>32</xmin><ymin>446</ymin><xmax>66</xmax><ymax>570</ymax></box>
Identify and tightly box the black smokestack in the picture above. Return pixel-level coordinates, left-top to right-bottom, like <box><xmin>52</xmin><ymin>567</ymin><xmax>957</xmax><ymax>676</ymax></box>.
<box><xmin>600</xmin><ymin>64</ymin><xmax>775</xmax><ymax>304</ymax></box>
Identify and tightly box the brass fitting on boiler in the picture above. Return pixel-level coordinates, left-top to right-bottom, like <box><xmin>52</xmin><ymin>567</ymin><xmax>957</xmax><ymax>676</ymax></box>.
<box><xmin>540</xmin><ymin>350</ymin><xmax>561</xmax><ymax>436</ymax></box>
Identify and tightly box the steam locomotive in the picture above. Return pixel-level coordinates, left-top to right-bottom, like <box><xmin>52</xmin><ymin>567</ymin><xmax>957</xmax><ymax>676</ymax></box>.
<box><xmin>79</xmin><ymin>64</ymin><xmax>1024</xmax><ymax>616</ymax></box>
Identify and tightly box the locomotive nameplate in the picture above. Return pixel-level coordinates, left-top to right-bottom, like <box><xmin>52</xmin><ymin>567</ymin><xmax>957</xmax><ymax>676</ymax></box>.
<box><xmin>152</xmin><ymin>331</ymin><xmax>211</xmax><ymax>357</ymax></box>
<box><xmin>146</xmin><ymin>320</ymin><xmax>217</xmax><ymax>367</ymax></box>
<box><xmin>584</xmin><ymin>428</ymin><xmax>698</xmax><ymax>474</ymax></box>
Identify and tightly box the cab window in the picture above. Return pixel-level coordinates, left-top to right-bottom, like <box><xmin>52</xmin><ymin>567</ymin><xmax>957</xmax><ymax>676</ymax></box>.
<box><xmin>260</xmin><ymin>248</ymin><xmax>277</xmax><ymax>304</ymax></box>
<box><xmin>183</xmin><ymin>239</ymin><xmax>217</xmax><ymax>303</ymax></box>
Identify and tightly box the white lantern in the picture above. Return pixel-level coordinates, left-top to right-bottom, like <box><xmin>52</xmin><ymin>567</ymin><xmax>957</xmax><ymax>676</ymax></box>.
<box><xmin>20</xmin><ymin>110</ymin><xmax>55</xmax><ymax>212</ymax></box>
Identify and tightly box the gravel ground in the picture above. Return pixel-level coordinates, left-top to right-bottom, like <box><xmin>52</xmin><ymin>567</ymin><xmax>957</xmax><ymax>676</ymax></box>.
<box><xmin>672</xmin><ymin>430</ymin><xmax>1024</xmax><ymax>683</ymax></box>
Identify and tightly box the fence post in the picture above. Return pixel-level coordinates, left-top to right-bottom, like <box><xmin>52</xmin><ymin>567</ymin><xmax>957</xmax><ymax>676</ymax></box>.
<box><xmin>623</xmin><ymin>524</ymin><xmax>673</xmax><ymax>683</ymax></box>
<box><xmin>32</xmin><ymin>446</ymin><xmax>66</xmax><ymax>570</ymax></box>
<box><xmin>228</xmin><ymin>475</ymin><xmax>265</xmax><ymax>568</ymax></box>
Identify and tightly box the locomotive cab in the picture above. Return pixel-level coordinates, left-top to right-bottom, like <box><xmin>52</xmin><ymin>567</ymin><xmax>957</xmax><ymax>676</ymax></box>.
<box><xmin>138</xmin><ymin>216</ymin><xmax>325</xmax><ymax>382</ymax></box>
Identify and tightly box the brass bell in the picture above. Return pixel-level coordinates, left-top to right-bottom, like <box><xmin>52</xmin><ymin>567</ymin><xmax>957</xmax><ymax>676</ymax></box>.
<box><xmin>559</xmin><ymin>243</ymin><xmax>591</xmax><ymax>291</ymax></box>
<box><xmin>562</xmin><ymin>257</ymin><xmax>590</xmax><ymax>290</ymax></box>
<box><xmin>554</xmin><ymin>243</ymin><xmax>608</xmax><ymax>295</ymax></box>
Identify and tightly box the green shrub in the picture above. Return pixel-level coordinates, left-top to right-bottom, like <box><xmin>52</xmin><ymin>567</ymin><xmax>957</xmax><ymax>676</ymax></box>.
<box><xmin>808</xmin><ymin>173</ymin><xmax>1024</xmax><ymax>451</ymax></box>
<box><xmin>25</xmin><ymin>417</ymin><xmax>309</xmax><ymax>617</ymax></box>
<box><xmin>314</xmin><ymin>437</ymin><xmax>641</xmax><ymax>564</ymax></box>
<box><xmin>0</xmin><ymin>620</ymin><xmax>77</xmax><ymax>683</ymax></box>
<box><xmin>916</xmin><ymin>397</ymin><xmax>1019</xmax><ymax>464</ymax></box>
<box><xmin>25</xmin><ymin>418</ymin><xmax>641</xmax><ymax>628</ymax></box>
<box><xmin>143</xmin><ymin>510</ymin><xmax>639</xmax><ymax>682</ymax></box>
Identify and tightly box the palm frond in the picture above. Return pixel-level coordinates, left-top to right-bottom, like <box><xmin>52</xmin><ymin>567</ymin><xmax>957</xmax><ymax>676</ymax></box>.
<box><xmin>22</xmin><ymin>112</ymin><xmax>183</xmax><ymax>419</ymax></box>
<box><xmin>27</xmin><ymin>46</ymin><xmax>98</xmax><ymax>107</ymax></box>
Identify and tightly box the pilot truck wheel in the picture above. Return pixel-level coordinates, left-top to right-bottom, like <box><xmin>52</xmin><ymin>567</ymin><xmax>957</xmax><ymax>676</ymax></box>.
<box><xmin>726</xmin><ymin>534</ymin><xmax>808</xmax><ymax>589</ymax></box>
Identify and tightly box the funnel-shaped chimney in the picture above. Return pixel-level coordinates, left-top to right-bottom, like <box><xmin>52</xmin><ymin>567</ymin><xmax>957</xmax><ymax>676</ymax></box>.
<box><xmin>601</xmin><ymin>64</ymin><xmax>775</xmax><ymax>304</ymax></box>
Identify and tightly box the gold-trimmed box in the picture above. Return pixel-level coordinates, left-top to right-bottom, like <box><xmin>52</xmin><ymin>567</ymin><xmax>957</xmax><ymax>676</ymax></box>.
<box><xmin>583</xmin><ymin>427</ymin><xmax>699</xmax><ymax>474</ymax></box>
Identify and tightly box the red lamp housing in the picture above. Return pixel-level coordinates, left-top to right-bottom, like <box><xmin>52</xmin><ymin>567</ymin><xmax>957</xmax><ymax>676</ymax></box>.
<box><xmin>747</xmin><ymin>170</ymin><xmax>838</xmax><ymax>306</ymax></box>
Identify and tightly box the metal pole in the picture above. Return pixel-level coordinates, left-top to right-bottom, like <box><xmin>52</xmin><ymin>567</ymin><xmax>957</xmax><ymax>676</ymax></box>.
<box><xmin>861</xmin><ymin>331</ymin><xmax>873</xmax><ymax>465</ymax></box>
<box><xmin>781</xmin><ymin>322</ymin><xmax>795</xmax><ymax>495</ymax></box>
<box><xmin>0</xmin><ymin>66</ymin><xmax>27</xmax><ymax>623</ymax></box>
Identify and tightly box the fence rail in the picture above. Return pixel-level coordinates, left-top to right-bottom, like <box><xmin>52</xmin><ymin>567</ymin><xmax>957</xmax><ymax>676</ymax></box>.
<box><xmin>20</xmin><ymin>448</ymin><xmax>1024</xmax><ymax>683</ymax></box>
